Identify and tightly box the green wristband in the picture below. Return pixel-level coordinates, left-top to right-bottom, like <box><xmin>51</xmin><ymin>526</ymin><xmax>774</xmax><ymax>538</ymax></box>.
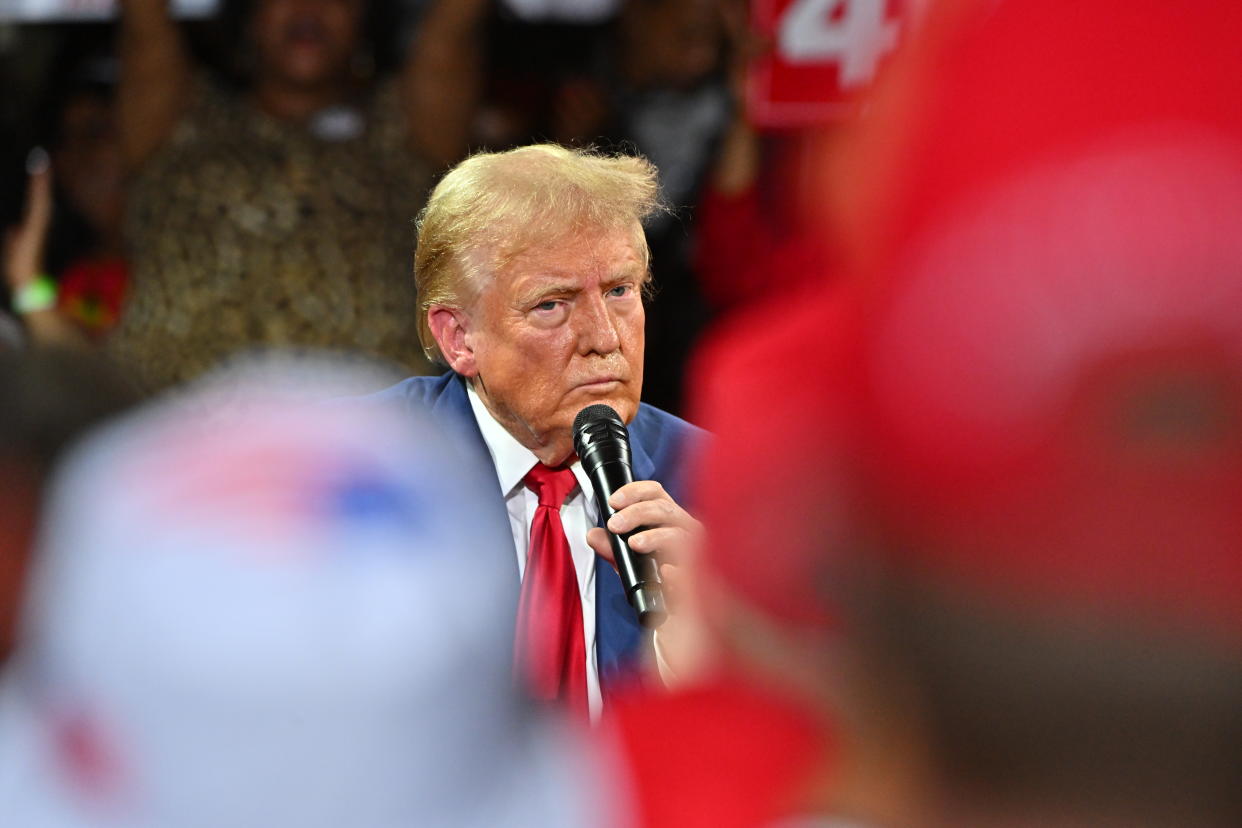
<box><xmin>13</xmin><ymin>275</ymin><xmax>57</xmax><ymax>314</ymax></box>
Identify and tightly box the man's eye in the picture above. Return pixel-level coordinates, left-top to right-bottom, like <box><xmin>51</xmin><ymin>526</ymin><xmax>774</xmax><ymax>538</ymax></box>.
<box><xmin>608</xmin><ymin>285</ymin><xmax>631</xmax><ymax>297</ymax></box>
<box><xmin>535</xmin><ymin>300</ymin><xmax>558</xmax><ymax>311</ymax></box>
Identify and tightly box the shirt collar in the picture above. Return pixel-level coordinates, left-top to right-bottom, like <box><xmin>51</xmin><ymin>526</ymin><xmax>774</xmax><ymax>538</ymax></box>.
<box><xmin>465</xmin><ymin>382</ymin><xmax>596</xmax><ymax>507</ymax></box>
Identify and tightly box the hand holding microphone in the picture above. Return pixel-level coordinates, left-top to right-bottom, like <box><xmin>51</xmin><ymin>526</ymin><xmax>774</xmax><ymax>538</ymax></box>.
<box><xmin>574</xmin><ymin>404</ymin><xmax>702</xmax><ymax>630</ymax></box>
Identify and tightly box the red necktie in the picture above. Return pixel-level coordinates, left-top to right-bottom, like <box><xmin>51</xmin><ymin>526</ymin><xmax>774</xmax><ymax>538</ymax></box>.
<box><xmin>514</xmin><ymin>463</ymin><xmax>588</xmax><ymax>719</ymax></box>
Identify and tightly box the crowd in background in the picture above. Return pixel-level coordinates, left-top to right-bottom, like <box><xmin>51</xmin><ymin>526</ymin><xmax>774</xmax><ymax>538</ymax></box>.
<box><xmin>4</xmin><ymin>1</ymin><xmax>1242</xmax><ymax>827</ymax></box>
<box><xmin>1</xmin><ymin>0</ymin><xmax>814</xmax><ymax>413</ymax></box>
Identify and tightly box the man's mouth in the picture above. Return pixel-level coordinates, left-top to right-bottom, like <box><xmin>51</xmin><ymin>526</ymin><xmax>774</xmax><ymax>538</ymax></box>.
<box><xmin>577</xmin><ymin>377</ymin><xmax>624</xmax><ymax>390</ymax></box>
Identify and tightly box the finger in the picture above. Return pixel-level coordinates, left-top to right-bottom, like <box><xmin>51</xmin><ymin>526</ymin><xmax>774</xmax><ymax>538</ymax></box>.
<box><xmin>22</xmin><ymin>150</ymin><xmax>54</xmax><ymax>232</ymax></box>
<box><xmin>586</xmin><ymin>527</ymin><xmax>617</xmax><ymax>570</ymax></box>
<box><xmin>25</xmin><ymin>146</ymin><xmax>49</xmax><ymax>176</ymax></box>
<box><xmin>658</xmin><ymin>561</ymin><xmax>684</xmax><ymax>607</ymax></box>
<box><xmin>606</xmin><ymin>479</ymin><xmax>668</xmax><ymax>510</ymax></box>
<box><xmin>605</xmin><ymin>498</ymin><xmax>688</xmax><ymax>535</ymax></box>
<box><xmin>626</xmin><ymin>526</ymin><xmax>690</xmax><ymax>561</ymax></box>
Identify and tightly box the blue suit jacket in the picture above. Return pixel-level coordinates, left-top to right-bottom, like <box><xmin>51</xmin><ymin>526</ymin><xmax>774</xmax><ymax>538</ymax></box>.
<box><xmin>364</xmin><ymin>372</ymin><xmax>704</xmax><ymax>699</ymax></box>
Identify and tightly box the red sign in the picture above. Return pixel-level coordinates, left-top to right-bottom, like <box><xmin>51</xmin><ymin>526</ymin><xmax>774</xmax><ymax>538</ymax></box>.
<box><xmin>748</xmin><ymin>0</ymin><xmax>906</xmax><ymax>128</ymax></box>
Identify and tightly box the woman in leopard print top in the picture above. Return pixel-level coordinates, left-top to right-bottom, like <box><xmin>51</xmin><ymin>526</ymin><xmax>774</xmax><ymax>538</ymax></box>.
<box><xmin>109</xmin><ymin>0</ymin><xmax>487</xmax><ymax>392</ymax></box>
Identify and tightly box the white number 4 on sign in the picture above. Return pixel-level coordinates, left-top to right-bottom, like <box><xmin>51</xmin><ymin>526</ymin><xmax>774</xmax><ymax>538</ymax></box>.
<box><xmin>778</xmin><ymin>0</ymin><xmax>901</xmax><ymax>88</ymax></box>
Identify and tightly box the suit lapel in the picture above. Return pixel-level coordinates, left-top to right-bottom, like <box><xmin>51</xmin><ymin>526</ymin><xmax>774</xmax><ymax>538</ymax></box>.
<box><xmin>629</xmin><ymin>417</ymin><xmax>657</xmax><ymax>483</ymax></box>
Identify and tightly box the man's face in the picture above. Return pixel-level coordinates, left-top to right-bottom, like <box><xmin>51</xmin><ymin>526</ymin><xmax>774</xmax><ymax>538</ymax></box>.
<box><xmin>455</xmin><ymin>223</ymin><xmax>647</xmax><ymax>465</ymax></box>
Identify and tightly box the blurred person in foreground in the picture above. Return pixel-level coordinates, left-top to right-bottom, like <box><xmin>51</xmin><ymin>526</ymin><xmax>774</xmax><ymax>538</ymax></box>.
<box><xmin>0</xmin><ymin>349</ymin><xmax>136</xmax><ymax>668</ymax></box>
<box><xmin>107</xmin><ymin>0</ymin><xmax>489</xmax><ymax>393</ymax></box>
<box><xmin>603</xmin><ymin>1</ymin><xmax>1242</xmax><ymax>826</ymax></box>
<box><xmin>833</xmin><ymin>157</ymin><xmax>1242</xmax><ymax>824</ymax></box>
<box><xmin>657</xmin><ymin>1</ymin><xmax>1242</xmax><ymax>827</ymax></box>
<box><xmin>827</xmin><ymin>3</ymin><xmax>1242</xmax><ymax>826</ymax></box>
<box><xmin>368</xmin><ymin>143</ymin><xmax>706</xmax><ymax>722</ymax></box>
<box><xmin>0</xmin><ymin>361</ymin><xmax>618</xmax><ymax>827</ymax></box>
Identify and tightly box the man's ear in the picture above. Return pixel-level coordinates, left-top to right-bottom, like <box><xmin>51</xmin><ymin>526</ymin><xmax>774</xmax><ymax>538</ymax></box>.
<box><xmin>427</xmin><ymin>305</ymin><xmax>478</xmax><ymax>377</ymax></box>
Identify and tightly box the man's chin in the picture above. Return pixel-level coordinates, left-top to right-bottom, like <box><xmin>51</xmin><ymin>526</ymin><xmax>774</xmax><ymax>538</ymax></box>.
<box><xmin>564</xmin><ymin>384</ymin><xmax>640</xmax><ymax>424</ymax></box>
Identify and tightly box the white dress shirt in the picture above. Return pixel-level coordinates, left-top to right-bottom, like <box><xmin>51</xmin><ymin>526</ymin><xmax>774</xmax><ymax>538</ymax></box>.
<box><xmin>466</xmin><ymin>385</ymin><xmax>603</xmax><ymax>719</ymax></box>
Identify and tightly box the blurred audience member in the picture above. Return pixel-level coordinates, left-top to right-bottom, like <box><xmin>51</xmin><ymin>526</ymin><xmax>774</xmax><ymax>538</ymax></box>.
<box><xmin>0</xmin><ymin>361</ymin><xmax>617</xmax><ymax>826</ymax></box>
<box><xmin>480</xmin><ymin>0</ymin><xmax>728</xmax><ymax>187</ymax></box>
<box><xmin>0</xmin><ymin>349</ymin><xmax>136</xmax><ymax>667</ymax></box>
<box><xmin>3</xmin><ymin>49</ymin><xmax>130</xmax><ymax>345</ymax></box>
<box><xmin>692</xmin><ymin>0</ymin><xmax>840</xmax><ymax>317</ymax></box>
<box><xmin>107</xmin><ymin>0</ymin><xmax>488</xmax><ymax>393</ymax></box>
<box><xmin>694</xmin><ymin>124</ymin><xmax>838</xmax><ymax>315</ymax></box>
<box><xmin>549</xmin><ymin>0</ymin><xmax>730</xmax><ymax>211</ymax></box>
<box><xmin>43</xmin><ymin>50</ymin><xmax>129</xmax><ymax>338</ymax></box>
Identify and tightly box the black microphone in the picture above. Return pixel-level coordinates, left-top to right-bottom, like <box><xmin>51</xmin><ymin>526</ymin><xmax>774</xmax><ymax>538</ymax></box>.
<box><xmin>572</xmin><ymin>403</ymin><xmax>667</xmax><ymax>629</ymax></box>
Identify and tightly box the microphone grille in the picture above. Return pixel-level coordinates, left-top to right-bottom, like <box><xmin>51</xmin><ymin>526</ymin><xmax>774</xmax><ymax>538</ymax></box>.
<box><xmin>572</xmin><ymin>404</ymin><xmax>628</xmax><ymax>456</ymax></box>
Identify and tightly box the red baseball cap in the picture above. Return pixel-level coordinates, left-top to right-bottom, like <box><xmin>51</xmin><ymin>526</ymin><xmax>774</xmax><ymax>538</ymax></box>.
<box><xmin>850</xmin><ymin>0</ymin><xmax>1242</xmax><ymax>644</ymax></box>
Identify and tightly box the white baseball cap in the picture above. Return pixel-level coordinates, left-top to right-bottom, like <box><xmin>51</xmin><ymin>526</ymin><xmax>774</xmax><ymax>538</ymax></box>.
<box><xmin>0</xmin><ymin>362</ymin><xmax>622</xmax><ymax>828</ymax></box>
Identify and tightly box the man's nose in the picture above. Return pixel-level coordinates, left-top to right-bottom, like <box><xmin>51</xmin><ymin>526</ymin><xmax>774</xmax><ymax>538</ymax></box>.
<box><xmin>575</xmin><ymin>293</ymin><xmax>622</xmax><ymax>355</ymax></box>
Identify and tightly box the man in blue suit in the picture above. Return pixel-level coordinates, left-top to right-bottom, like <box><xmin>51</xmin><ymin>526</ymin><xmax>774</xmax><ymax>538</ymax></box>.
<box><xmin>370</xmin><ymin>144</ymin><xmax>705</xmax><ymax>719</ymax></box>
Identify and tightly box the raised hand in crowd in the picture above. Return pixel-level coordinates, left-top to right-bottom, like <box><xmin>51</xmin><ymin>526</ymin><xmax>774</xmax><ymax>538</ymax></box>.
<box><xmin>2</xmin><ymin>151</ymin><xmax>86</xmax><ymax>348</ymax></box>
<box><xmin>710</xmin><ymin>0</ymin><xmax>766</xmax><ymax>196</ymax></box>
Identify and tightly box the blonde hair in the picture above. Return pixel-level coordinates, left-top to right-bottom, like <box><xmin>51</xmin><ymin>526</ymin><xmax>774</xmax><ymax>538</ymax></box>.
<box><xmin>414</xmin><ymin>144</ymin><xmax>662</xmax><ymax>364</ymax></box>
